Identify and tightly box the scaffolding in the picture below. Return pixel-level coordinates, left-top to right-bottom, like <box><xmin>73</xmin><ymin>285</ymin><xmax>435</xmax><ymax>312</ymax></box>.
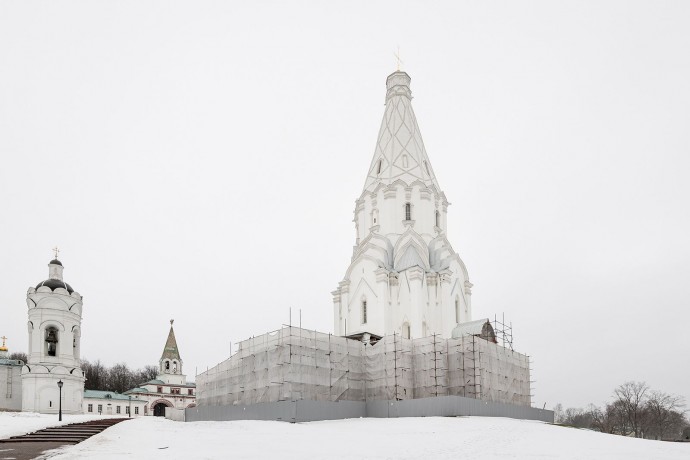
<box><xmin>196</xmin><ymin>326</ymin><xmax>531</xmax><ymax>408</ymax></box>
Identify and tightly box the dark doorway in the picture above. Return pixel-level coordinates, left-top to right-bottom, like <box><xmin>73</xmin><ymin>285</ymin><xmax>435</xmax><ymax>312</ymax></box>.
<box><xmin>153</xmin><ymin>403</ymin><xmax>168</xmax><ymax>417</ymax></box>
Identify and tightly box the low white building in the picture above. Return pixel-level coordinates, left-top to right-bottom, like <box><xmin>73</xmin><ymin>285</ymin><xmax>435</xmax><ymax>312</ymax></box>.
<box><xmin>83</xmin><ymin>390</ymin><xmax>147</xmax><ymax>417</ymax></box>
<box><xmin>124</xmin><ymin>321</ymin><xmax>196</xmax><ymax>416</ymax></box>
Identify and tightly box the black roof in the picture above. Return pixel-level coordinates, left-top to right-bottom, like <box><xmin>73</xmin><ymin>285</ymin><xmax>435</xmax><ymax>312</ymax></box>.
<box><xmin>49</xmin><ymin>259</ymin><xmax>63</xmax><ymax>266</ymax></box>
<box><xmin>36</xmin><ymin>279</ymin><xmax>74</xmax><ymax>294</ymax></box>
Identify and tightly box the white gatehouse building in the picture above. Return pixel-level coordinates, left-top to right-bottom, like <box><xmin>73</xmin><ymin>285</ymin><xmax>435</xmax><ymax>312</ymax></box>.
<box><xmin>123</xmin><ymin>321</ymin><xmax>196</xmax><ymax>416</ymax></box>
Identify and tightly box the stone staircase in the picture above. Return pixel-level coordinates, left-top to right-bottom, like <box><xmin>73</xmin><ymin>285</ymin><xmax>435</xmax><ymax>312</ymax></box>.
<box><xmin>0</xmin><ymin>418</ymin><xmax>130</xmax><ymax>445</ymax></box>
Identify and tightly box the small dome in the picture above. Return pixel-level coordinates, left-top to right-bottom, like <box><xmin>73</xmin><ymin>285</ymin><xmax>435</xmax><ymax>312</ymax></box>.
<box><xmin>49</xmin><ymin>259</ymin><xmax>63</xmax><ymax>266</ymax></box>
<box><xmin>36</xmin><ymin>279</ymin><xmax>74</xmax><ymax>294</ymax></box>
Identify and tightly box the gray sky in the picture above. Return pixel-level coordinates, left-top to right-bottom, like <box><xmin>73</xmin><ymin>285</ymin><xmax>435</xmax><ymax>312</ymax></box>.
<box><xmin>1</xmin><ymin>1</ymin><xmax>688</xmax><ymax>410</ymax></box>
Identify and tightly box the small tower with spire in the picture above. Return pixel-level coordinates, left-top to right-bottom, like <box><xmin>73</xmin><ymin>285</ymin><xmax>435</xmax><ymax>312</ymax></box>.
<box><xmin>22</xmin><ymin>251</ymin><xmax>85</xmax><ymax>414</ymax></box>
<box><xmin>157</xmin><ymin>320</ymin><xmax>186</xmax><ymax>385</ymax></box>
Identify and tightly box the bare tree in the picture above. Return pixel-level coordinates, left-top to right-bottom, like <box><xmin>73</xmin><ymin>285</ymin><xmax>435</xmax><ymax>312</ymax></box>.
<box><xmin>107</xmin><ymin>362</ymin><xmax>133</xmax><ymax>393</ymax></box>
<box><xmin>8</xmin><ymin>352</ymin><xmax>28</xmax><ymax>363</ymax></box>
<box><xmin>135</xmin><ymin>365</ymin><xmax>159</xmax><ymax>385</ymax></box>
<box><xmin>646</xmin><ymin>391</ymin><xmax>686</xmax><ymax>440</ymax></box>
<box><xmin>614</xmin><ymin>381</ymin><xmax>649</xmax><ymax>438</ymax></box>
<box><xmin>562</xmin><ymin>407</ymin><xmax>594</xmax><ymax>429</ymax></box>
<box><xmin>82</xmin><ymin>359</ymin><xmax>108</xmax><ymax>390</ymax></box>
<box><xmin>590</xmin><ymin>403</ymin><xmax>619</xmax><ymax>434</ymax></box>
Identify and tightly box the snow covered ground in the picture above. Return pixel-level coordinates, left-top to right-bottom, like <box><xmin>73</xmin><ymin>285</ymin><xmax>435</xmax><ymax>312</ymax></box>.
<box><xmin>0</xmin><ymin>411</ymin><xmax>105</xmax><ymax>439</ymax></box>
<box><xmin>38</xmin><ymin>415</ymin><xmax>689</xmax><ymax>460</ymax></box>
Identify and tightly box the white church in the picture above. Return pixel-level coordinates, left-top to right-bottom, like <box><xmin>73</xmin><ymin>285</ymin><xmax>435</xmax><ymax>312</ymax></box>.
<box><xmin>332</xmin><ymin>70</ymin><xmax>473</xmax><ymax>343</ymax></box>
<box><xmin>191</xmin><ymin>70</ymin><xmax>549</xmax><ymax>423</ymax></box>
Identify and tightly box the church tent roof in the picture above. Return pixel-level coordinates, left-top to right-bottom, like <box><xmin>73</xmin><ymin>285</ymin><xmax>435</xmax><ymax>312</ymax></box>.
<box><xmin>362</xmin><ymin>71</ymin><xmax>442</xmax><ymax>197</ymax></box>
<box><xmin>160</xmin><ymin>323</ymin><xmax>182</xmax><ymax>362</ymax></box>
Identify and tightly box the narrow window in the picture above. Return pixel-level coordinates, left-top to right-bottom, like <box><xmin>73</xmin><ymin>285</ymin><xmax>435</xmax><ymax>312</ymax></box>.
<box><xmin>45</xmin><ymin>327</ymin><xmax>58</xmax><ymax>357</ymax></box>
<box><xmin>126</xmin><ymin>406</ymin><xmax>130</xmax><ymax>414</ymax></box>
<box><xmin>165</xmin><ymin>361</ymin><xmax>170</xmax><ymax>371</ymax></box>
<box><xmin>362</xmin><ymin>300</ymin><xmax>367</xmax><ymax>324</ymax></box>
<box><xmin>376</xmin><ymin>159</ymin><xmax>382</xmax><ymax>174</ymax></box>
<box><xmin>435</xmin><ymin>211</ymin><xmax>440</xmax><ymax>228</ymax></box>
<box><xmin>116</xmin><ymin>406</ymin><xmax>121</xmax><ymax>414</ymax></box>
<box><xmin>88</xmin><ymin>404</ymin><xmax>93</xmax><ymax>413</ymax></box>
<box><xmin>98</xmin><ymin>404</ymin><xmax>103</xmax><ymax>413</ymax></box>
<box><xmin>135</xmin><ymin>407</ymin><xmax>139</xmax><ymax>415</ymax></box>
<box><xmin>455</xmin><ymin>298</ymin><xmax>460</xmax><ymax>324</ymax></box>
<box><xmin>50</xmin><ymin>401</ymin><xmax>52</xmax><ymax>408</ymax></box>
<box><xmin>405</xmin><ymin>203</ymin><xmax>411</xmax><ymax>221</ymax></box>
<box><xmin>402</xmin><ymin>322</ymin><xmax>411</xmax><ymax>339</ymax></box>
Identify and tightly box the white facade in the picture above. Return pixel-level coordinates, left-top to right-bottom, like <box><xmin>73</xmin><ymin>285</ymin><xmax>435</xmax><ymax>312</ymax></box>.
<box><xmin>83</xmin><ymin>390</ymin><xmax>147</xmax><ymax>417</ymax></box>
<box><xmin>333</xmin><ymin>71</ymin><xmax>473</xmax><ymax>341</ymax></box>
<box><xmin>22</xmin><ymin>259</ymin><xmax>85</xmax><ymax>414</ymax></box>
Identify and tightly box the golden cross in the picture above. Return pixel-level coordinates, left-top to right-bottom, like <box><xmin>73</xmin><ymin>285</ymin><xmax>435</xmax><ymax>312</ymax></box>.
<box><xmin>394</xmin><ymin>46</ymin><xmax>404</xmax><ymax>71</ymax></box>
<box><xmin>52</xmin><ymin>246</ymin><xmax>60</xmax><ymax>259</ymax></box>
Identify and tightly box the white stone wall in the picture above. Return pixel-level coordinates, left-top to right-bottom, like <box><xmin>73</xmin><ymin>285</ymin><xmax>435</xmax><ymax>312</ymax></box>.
<box><xmin>0</xmin><ymin>363</ymin><xmax>23</xmax><ymax>411</ymax></box>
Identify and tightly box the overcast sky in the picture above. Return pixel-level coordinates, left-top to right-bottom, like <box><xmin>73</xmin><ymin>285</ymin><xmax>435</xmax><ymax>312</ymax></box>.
<box><xmin>1</xmin><ymin>1</ymin><xmax>688</xmax><ymax>410</ymax></box>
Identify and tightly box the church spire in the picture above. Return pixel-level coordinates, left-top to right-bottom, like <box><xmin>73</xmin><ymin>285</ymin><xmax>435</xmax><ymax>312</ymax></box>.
<box><xmin>362</xmin><ymin>71</ymin><xmax>441</xmax><ymax>196</ymax></box>
<box><xmin>157</xmin><ymin>319</ymin><xmax>187</xmax><ymax>384</ymax></box>
<box><xmin>160</xmin><ymin>319</ymin><xmax>181</xmax><ymax>362</ymax></box>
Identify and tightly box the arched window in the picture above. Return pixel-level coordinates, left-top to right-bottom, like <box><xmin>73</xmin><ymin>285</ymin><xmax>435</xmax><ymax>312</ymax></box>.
<box><xmin>402</xmin><ymin>322</ymin><xmax>411</xmax><ymax>339</ymax></box>
<box><xmin>45</xmin><ymin>327</ymin><xmax>58</xmax><ymax>357</ymax></box>
<box><xmin>372</xmin><ymin>208</ymin><xmax>379</xmax><ymax>225</ymax></box>
<box><xmin>435</xmin><ymin>210</ymin><xmax>440</xmax><ymax>228</ymax></box>
<box><xmin>376</xmin><ymin>159</ymin><xmax>382</xmax><ymax>174</ymax></box>
<box><xmin>405</xmin><ymin>203</ymin><xmax>411</xmax><ymax>221</ymax></box>
<box><xmin>362</xmin><ymin>300</ymin><xmax>367</xmax><ymax>324</ymax></box>
<box><xmin>165</xmin><ymin>360</ymin><xmax>170</xmax><ymax>371</ymax></box>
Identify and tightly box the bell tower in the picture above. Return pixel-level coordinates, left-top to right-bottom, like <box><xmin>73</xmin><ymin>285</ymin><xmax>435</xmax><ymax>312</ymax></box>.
<box><xmin>22</xmin><ymin>252</ymin><xmax>85</xmax><ymax>414</ymax></box>
<box><xmin>157</xmin><ymin>320</ymin><xmax>186</xmax><ymax>385</ymax></box>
